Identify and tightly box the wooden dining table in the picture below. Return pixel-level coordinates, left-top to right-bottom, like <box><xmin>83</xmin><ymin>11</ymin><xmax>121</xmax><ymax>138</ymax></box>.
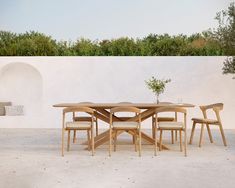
<box><xmin>53</xmin><ymin>102</ymin><xmax>195</xmax><ymax>150</ymax></box>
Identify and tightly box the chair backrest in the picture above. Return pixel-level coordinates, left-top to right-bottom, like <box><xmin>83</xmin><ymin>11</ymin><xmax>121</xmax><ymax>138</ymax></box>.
<box><xmin>110</xmin><ymin>106</ymin><xmax>140</xmax><ymax>114</ymax></box>
<box><xmin>110</xmin><ymin>106</ymin><xmax>141</xmax><ymax>123</ymax></box>
<box><xmin>200</xmin><ymin>103</ymin><xmax>223</xmax><ymax>111</ymax></box>
<box><xmin>155</xmin><ymin>107</ymin><xmax>187</xmax><ymax>114</ymax></box>
<box><xmin>199</xmin><ymin>103</ymin><xmax>223</xmax><ymax>122</ymax></box>
<box><xmin>63</xmin><ymin>107</ymin><xmax>94</xmax><ymax>115</ymax></box>
<box><xmin>155</xmin><ymin>107</ymin><xmax>187</xmax><ymax>125</ymax></box>
<box><xmin>73</xmin><ymin>102</ymin><xmax>95</xmax><ymax>119</ymax></box>
<box><xmin>157</xmin><ymin>103</ymin><xmax>177</xmax><ymax>119</ymax></box>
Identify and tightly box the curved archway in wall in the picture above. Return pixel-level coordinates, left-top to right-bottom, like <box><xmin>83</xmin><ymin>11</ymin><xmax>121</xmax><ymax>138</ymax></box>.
<box><xmin>0</xmin><ymin>63</ymin><xmax>43</xmax><ymax>116</ymax></box>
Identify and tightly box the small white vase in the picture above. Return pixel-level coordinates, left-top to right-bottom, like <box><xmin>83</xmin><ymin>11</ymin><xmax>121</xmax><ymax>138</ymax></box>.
<box><xmin>155</xmin><ymin>94</ymin><xmax>160</xmax><ymax>104</ymax></box>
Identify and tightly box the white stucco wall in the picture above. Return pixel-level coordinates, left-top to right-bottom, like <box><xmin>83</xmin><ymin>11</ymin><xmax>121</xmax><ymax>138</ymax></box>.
<box><xmin>0</xmin><ymin>57</ymin><xmax>234</xmax><ymax>129</ymax></box>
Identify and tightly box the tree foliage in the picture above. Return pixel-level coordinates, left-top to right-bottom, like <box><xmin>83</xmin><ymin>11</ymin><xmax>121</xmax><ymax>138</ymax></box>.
<box><xmin>214</xmin><ymin>2</ymin><xmax>235</xmax><ymax>55</ymax></box>
<box><xmin>213</xmin><ymin>2</ymin><xmax>235</xmax><ymax>78</ymax></box>
<box><xmin>0</xmin><ymin>30</ymin><xmax>225</xmax><ymax>56</ymax></box>
<box><xmin>223</xmin><ymin>56</ymin><xmax>235</xmax><ymax>78</ymax></box>
<box><xmin>0</xmin><ymin>31</ymin><xmax>58</xmax><ymax>56</ymax></box>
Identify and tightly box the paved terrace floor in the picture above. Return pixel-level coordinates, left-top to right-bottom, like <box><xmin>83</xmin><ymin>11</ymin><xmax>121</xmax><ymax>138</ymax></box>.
<box><xmin>0</xmin><ymin>129</ymin><xmax>234</xmax><ymax>188</ymax></box>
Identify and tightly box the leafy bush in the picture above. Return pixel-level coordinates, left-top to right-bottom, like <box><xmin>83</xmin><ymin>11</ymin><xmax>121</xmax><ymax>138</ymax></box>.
<box><xmin>0</xmin><ymin>30</ymin><xmax>226</xmax><ymax>56</ymax></box>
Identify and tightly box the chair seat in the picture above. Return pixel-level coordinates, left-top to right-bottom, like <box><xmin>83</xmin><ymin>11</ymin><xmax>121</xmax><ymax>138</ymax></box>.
<box><xmin>192</xmin><ymin>118</ymin><xmax>219</xmax><ymax>124</ymax></box>
<box><xmin>158</xmin><ymin>121</ymin><xmax>184</xmax><ymax>129</ymax></box>
<box><xmin>113</xmin><ymin>121</ymin><xmax>139</xmax><ymax>129</ymax></box>
<box><xmin>66</xmin><ymin>121</ymin><xmax>91</xmax><ymax>129</ymax></box>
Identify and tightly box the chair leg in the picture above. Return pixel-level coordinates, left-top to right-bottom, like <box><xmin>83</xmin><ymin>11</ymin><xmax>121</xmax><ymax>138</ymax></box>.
<box><xmin>218</xmin><ymin>123</ymin><xmax>227</xmax><ymax>146</ymax></box>
<box><xmin>206</xmin><ymin>124</ymin><xmax>213</xmax><ymax>143</ymax></box>
<box><xmin>179</xmin><ymin>130</ymin><xmax>182</xmax><ymax>152</ymax></box>
<box><xmin>199</xmin><ymin>123</ymin><xmax>204</xmax><ymax>147</ymax></box>
<box><xmin>109</xmin><ymin>128</ymin><xmax>112</xmax><ymax>157</ymax></box>
<box><xmin>132</xmin><ymin>135</ymin><xmax>135</xmax><ymax>144</ymax></box>
<box><xmin>134</xmin><ymin>131</ymin><xmax>137</xmax><ymax>152</ymax></box>
<box><xmin>175</xmin><ymin>130</ymin><xmax>178</xmax><ymax>141</ymax></box>
<box><xmin>184</xmin><ymin>129</ymin><xmax>187</xmax><ymax>157</ymax></box>
<box><xmin>114</xmin><ymin>130</ymin><xmax>117</xmax><ymax>152</ymax></box>
<box><xmin>171</xmin><ymin>130</ymin><xmax>174</xmax><ymax>144</ymax></box>
<box><xmin>73</xmin><ymin>130</ymin><xmax>76</xmax><ymax>143</ymax></box>
<box><xmin>62</xmin><ymin>128</ymin><xmax>65</xmax><ymax>156</ymax></box>
<box><xmin>67</xmin><ymin>130</ymin><xmax>70</xmax><ymax>152</ymax></box>
<box><xmin>96</xmin><ymin>121</ymin><xmax>98</xmax><ymax>136</ymax></box>
<box><xmin>159</xmin><ymin>130</ymin><xmax>163</xmax><ymax>151</ymax></box>
<box><xmin>91</xmin><ymin>128</ymin><xmax>94</xmax><ymax>156</ymax></box>
<box><xmin>154</xmin><ymin>125</ymin><xmax>157</xmax><ymax>156</ymax></box>
<box><xmin>152</xmin><ymin>116</ymin><xmax>155</xmax><ymax>139</ymax></box>
<box><xmin>138</xmin><ymin>129</ymin><xmax>141</xmax><ymax>157</ymax></box>
<box><xmin>87</xmin><ymin>130</ymin><xmax>91</xmax><ymax>151</ymax></box>
<box><xmin>189</xmin><ymin>121</ymin><xmax>196</xmax><ymax>144</ymax></box>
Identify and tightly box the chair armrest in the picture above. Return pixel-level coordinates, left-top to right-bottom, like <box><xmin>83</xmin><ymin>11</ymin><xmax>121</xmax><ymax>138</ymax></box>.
<box><xmin>213</xmin><ymin>106</ymin><xmax>221</xmax><ymax>112</ymax></box>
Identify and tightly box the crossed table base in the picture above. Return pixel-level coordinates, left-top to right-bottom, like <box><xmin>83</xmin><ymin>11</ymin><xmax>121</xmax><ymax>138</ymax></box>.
<box><xmin>91</xmin><ymin>107</ymin><xmax>169</xmax><ymax>150</ymax></box>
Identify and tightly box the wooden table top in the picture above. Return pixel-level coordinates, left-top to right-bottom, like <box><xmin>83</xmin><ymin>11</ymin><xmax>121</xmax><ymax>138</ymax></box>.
<box><xmin>53</xmin><ymin>102</ymin><xmax>195</xmax><ymax>109</ymax></box>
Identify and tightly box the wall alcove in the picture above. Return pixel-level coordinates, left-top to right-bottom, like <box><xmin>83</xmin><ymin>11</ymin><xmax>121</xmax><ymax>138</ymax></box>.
<box><xmin>0</xmin><ymin>63</ymin><xmax>43</xmax><ymax>116</ymax></box>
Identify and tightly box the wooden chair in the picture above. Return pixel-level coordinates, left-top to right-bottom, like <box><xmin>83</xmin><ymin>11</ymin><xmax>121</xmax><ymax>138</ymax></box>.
<box><xmin>109</xmin><ymin>106</ymin><xmax>142</xmax><ymax>157</ymax></box>
<box><xmin>152</xmin><ymin>102</ymin><xmax>177</xmax><ymax>144</ymax></box>
<box><xmin>117</xmin><ymin>102</ymin><xmax>136</xmax><ymax>144</ymax></box>
<box><xmin>189</xmin><ymin>103</ymin><xmax>227</xmax><ymax>147</ymax></box>
<box><xmin>73</xmin><ymin>102</ymin><xmax>98</xmax><ymax>143</ymax></box>
<box><xmin>61</xmin><ymin>107</ymin><xmax>95</xmax><ymax>156</ymax></box>
<box><xmin>154</xmin><ymin>107</ymin><xmax>187</xmax><ymax>156</ymax></box>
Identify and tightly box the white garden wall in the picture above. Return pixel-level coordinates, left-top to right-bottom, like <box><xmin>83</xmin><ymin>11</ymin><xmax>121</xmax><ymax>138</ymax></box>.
<box><xmin>0</xmin><ymin>57</ymin><xmax>234</xmax><ymax>129</ymax></box>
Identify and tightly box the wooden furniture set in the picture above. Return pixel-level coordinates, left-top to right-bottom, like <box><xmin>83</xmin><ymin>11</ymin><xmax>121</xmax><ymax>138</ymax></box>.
<box><xmin>53</xmin><ymin>102</ymin><xmax>227</xmax><ymax>157</ymax></box>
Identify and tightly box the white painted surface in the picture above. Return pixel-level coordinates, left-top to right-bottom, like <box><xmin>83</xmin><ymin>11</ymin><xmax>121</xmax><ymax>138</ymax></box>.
<box><xmin>0</xmin><ymin>57</ymin><xmax>234</xmax><ymax>129</ymax></box>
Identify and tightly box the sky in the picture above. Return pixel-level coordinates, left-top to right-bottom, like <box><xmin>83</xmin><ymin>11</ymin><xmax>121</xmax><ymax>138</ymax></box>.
<box><xmin>0</xmin><ymin>0</ymin><xmax>233</xmax><ymax>41</ymax></box>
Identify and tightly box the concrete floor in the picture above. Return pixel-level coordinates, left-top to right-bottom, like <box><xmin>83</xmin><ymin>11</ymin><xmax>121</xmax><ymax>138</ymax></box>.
<box><xmin>0</xmin><ymin>129</ymin><xmax>234</xmax><ymax>188</ymax></box>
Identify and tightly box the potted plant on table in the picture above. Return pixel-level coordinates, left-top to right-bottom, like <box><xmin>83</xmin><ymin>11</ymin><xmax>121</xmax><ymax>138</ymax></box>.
<box><xmin>145</xmin><ymin>76</ymin><xmax>171</xmax><ymax>103</ymax></box>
